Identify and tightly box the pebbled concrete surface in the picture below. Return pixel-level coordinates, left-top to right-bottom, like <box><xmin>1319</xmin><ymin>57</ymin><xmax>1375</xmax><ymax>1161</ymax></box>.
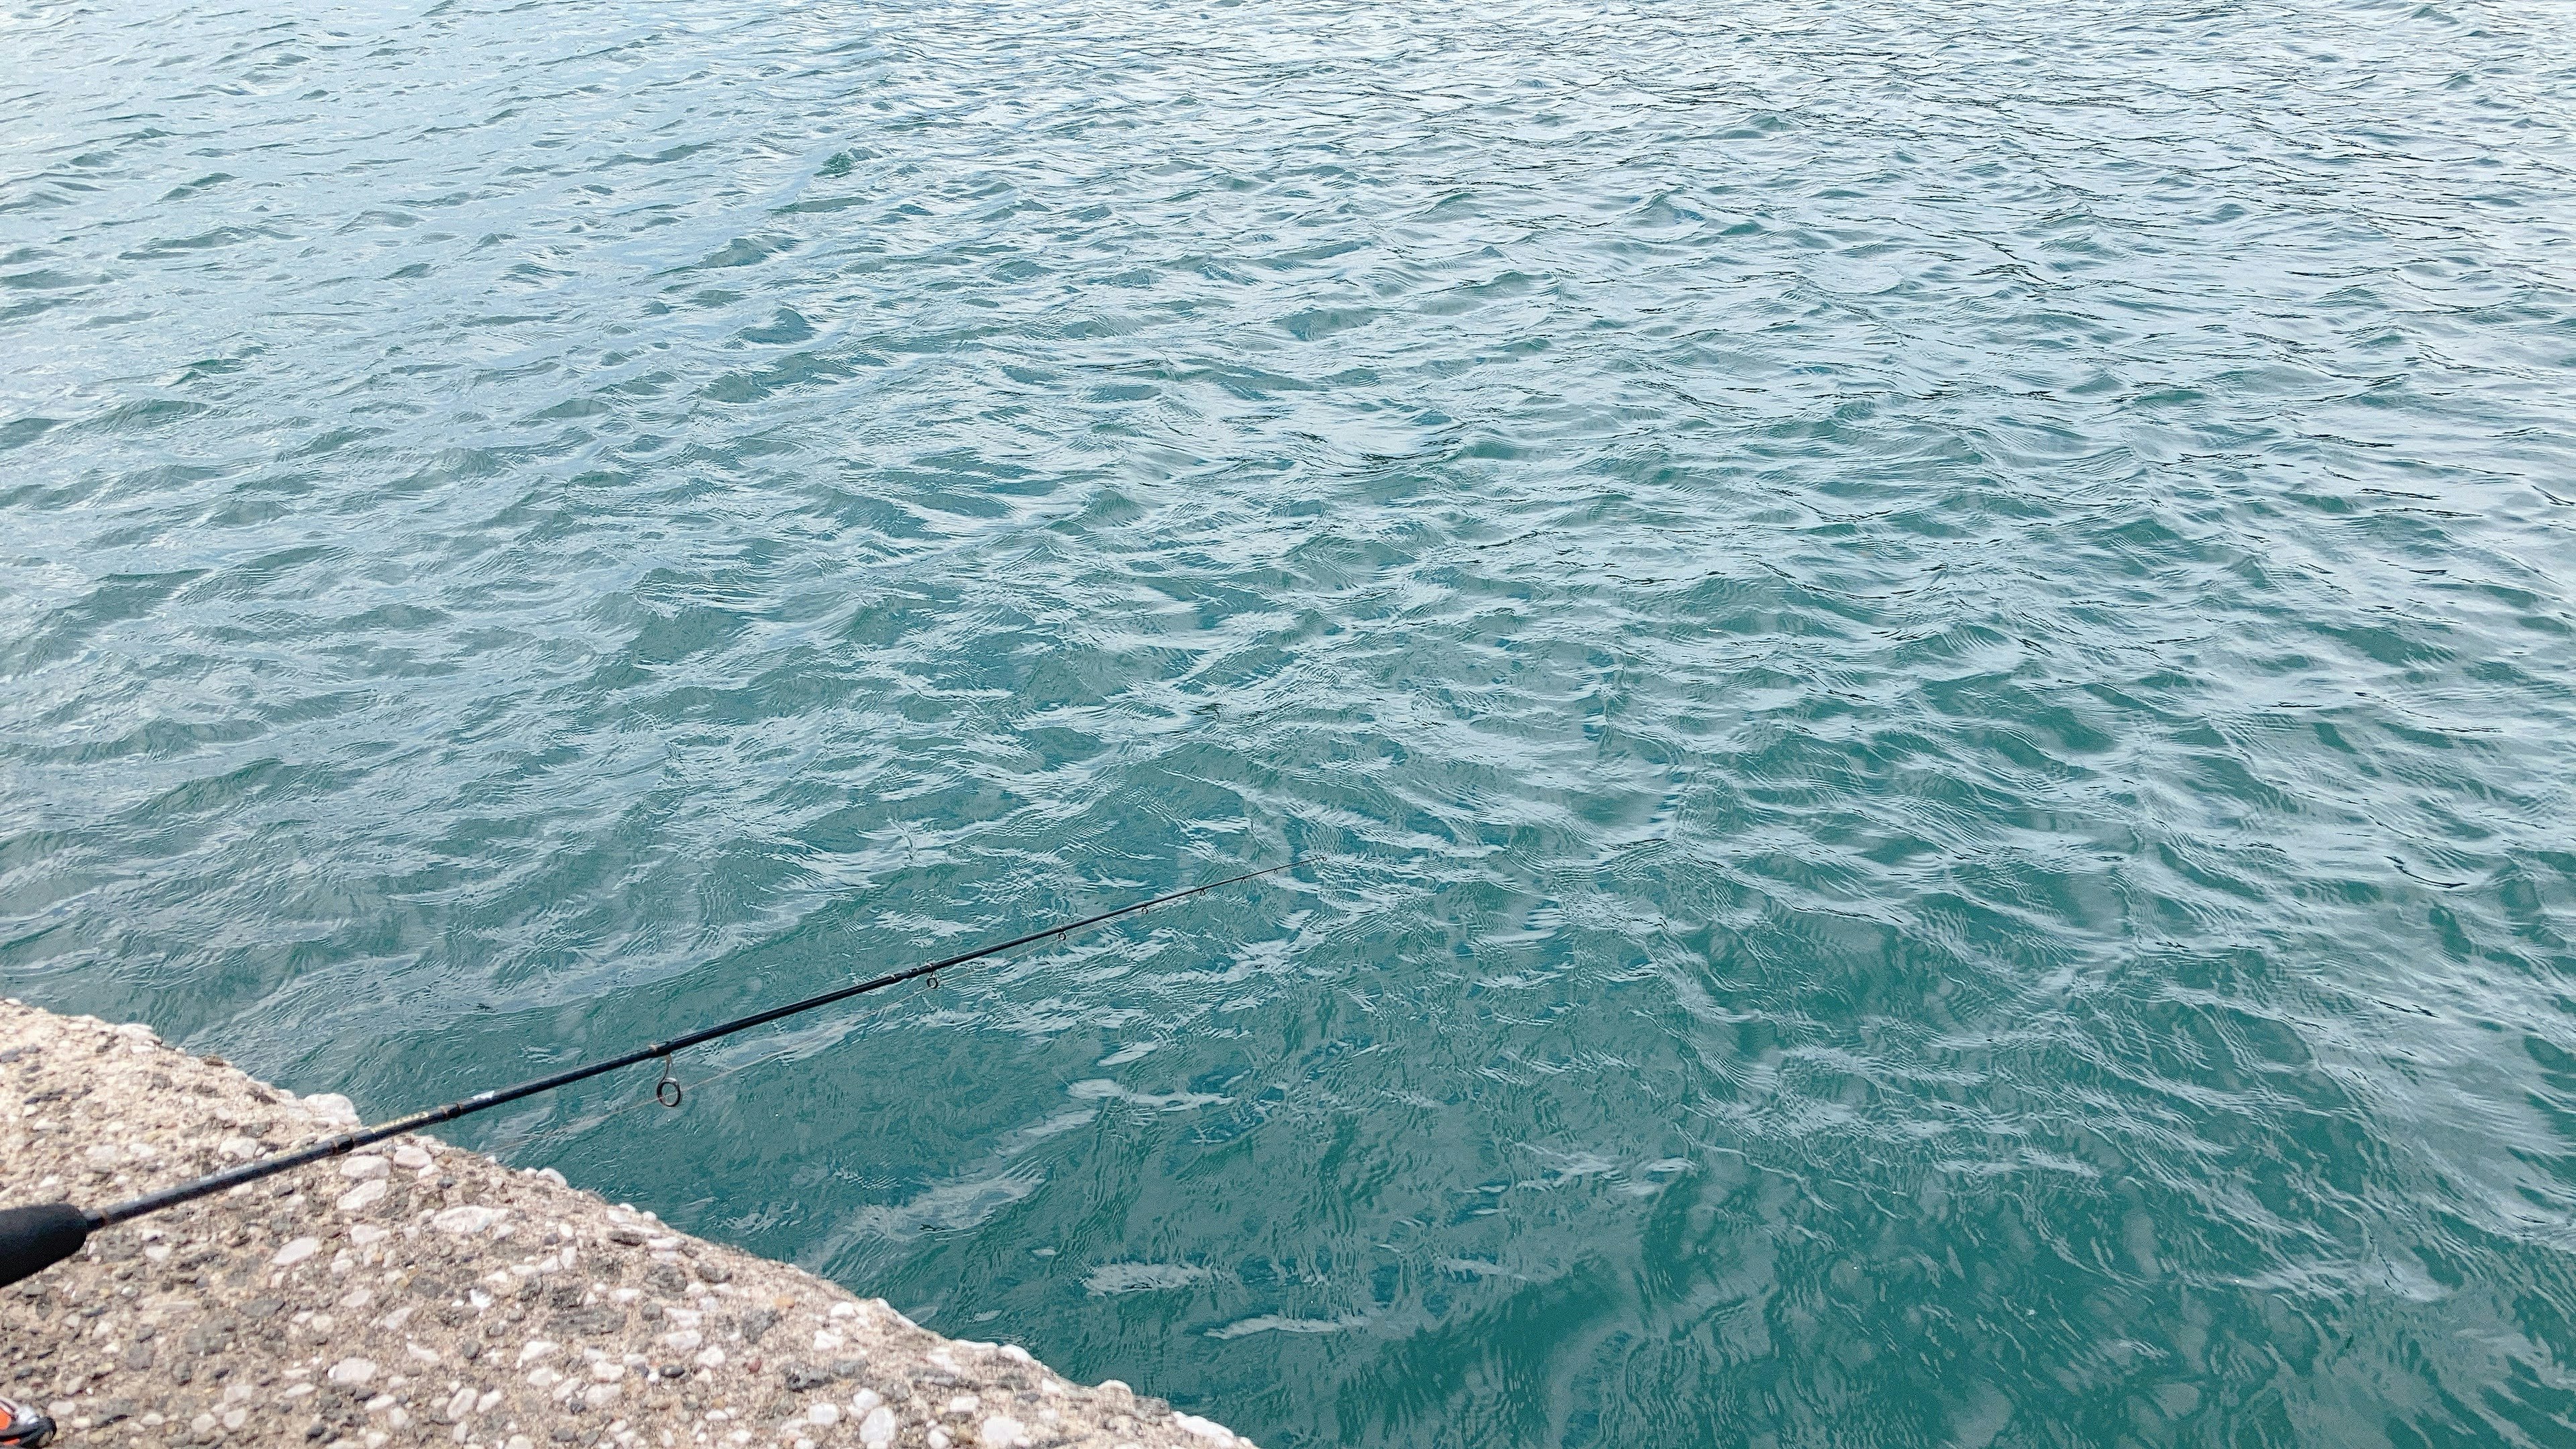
<box><xmin>0</xmin><ymin>1000</ymin><xmax>1255</xmax><ymax>1449</ymax></box>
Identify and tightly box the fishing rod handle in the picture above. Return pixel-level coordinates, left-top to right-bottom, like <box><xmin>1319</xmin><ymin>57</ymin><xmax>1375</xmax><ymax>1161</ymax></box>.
<box><xmin>0</xmin><ymin>1100</ymin><xmax>476</xmax><ymax>1289</ymax></box>
<box><xmin>0</xmin><ymin>1203</ymin><xmax>98</xmax><ymax>1289</ymax></box>
<box><xmin>0</xmin><ymin>1094</ymin><xmax>508</xmax><ymax>1288</ymax></box>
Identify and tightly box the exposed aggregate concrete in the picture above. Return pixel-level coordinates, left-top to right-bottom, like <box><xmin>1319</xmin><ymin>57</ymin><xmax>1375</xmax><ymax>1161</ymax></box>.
<box><xmin>0</xmin><ymin>1002</ymin><xmax>1255</xmax><ymax>1449</ymax></box>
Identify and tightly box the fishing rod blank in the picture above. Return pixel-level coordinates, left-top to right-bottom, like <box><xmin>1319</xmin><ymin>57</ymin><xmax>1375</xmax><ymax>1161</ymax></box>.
<box><xmin>0</xmin><ymin>861</ymin><xmax>1299</xmax><ymax>1289</ymax></box>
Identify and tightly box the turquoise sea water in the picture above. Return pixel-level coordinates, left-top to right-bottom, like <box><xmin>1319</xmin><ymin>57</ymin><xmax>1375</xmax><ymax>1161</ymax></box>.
<box><xmin>8</xmin><ymin>0</ymin><xmax>2576</xmax><ymax>1442</ymax></box>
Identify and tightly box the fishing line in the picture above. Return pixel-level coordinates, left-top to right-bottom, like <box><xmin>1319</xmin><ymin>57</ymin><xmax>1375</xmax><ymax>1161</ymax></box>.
<box><xmin>0</xmin><ymin>859</ymin><xmax>1305</xmax><ymax>1287</ymax></box>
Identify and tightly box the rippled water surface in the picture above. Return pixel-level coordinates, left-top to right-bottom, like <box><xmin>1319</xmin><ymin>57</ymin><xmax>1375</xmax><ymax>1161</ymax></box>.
<box><xmin>10</xmin><ymin>0</ymin><xmax>2576</xmax><ymax>1442</ymax></box>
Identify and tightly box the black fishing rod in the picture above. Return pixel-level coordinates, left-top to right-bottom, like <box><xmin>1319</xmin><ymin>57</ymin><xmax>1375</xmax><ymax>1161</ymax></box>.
<box><xmin>0</xmin><ymin>861</ymin><xmax>1301</xmax><ymax>1289</ymax></box>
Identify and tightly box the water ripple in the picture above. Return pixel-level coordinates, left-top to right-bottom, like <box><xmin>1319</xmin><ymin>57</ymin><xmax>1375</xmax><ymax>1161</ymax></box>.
<box><xmin>8</xmin><ymin>0</ymin><xmax>2576</xmax><ymax>1444</ymax></box>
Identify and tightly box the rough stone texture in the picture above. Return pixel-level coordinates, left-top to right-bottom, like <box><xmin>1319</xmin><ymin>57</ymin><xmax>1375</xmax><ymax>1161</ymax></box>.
<box><xmin>0</xmin><ymin>1002</ymin><xmax>1254</xmax><ymax>1449</ymax></box>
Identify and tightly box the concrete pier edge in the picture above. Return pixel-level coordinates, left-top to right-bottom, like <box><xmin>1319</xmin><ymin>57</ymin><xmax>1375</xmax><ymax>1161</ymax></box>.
<box><xmin>1</xmin><ymin>1000</ymin><xmax>1256</xmax><ymax>1449</ymax></box>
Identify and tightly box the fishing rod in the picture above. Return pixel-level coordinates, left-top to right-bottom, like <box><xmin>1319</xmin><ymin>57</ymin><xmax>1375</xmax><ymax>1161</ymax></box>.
<box><xmin>0</xmin><ymin>860</ymin><xmax>1301</xmax><ymax>1289</ymax></box>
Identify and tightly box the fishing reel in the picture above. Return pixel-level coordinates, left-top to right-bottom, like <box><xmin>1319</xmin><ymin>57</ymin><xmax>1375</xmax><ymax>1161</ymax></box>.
<box><xmin>0</xmin><ymin>1395</ymin><xmax>56</xmax><ymax>1447</ymax></box>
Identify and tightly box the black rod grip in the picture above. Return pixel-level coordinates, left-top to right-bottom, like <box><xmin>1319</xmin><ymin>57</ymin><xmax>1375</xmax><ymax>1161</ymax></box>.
<box><xmin>0</xmin><ymin>1203</ymin><xmax>94</xmax><ymax>1288</ymax></box>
